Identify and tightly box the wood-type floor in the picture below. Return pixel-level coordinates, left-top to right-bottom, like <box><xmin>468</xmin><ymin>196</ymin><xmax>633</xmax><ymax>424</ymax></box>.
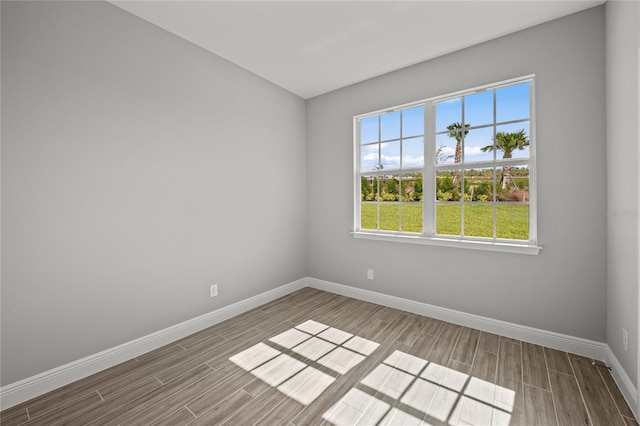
<box><xmin>1</xmin><ymin>288</ymin><xmax>637</xmax><ymax>426</ymax></box>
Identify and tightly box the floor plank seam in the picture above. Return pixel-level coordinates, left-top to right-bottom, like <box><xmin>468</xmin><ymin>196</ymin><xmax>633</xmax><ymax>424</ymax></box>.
<box><xmin>468</xmin><ymin>331</ymin><xmax>481</xmax><ymax>369</ymax></box>
<box><xmin>184</xmin><ymin>404</ymin><xmax>197</xmax><ymax>419</ymax></box>
<box><xmin>568</xmin><ymin>355</ymin><xmax>596</xmax><ymax>426</ymax></box>
<box><xmin>524</xmin><ymin>382</ymin><xmax>555</xmax><ymax>393</ymax></box>
<box><xmin>598</xmin><ymin>366</ymin><xmax>629</xmax><ymax>423</ymax></box>
<box><xmin>518</xmin><ymin>336</ymin><xmax>527</xmax><ymax>422</ymax></box>
<box><xmin>543</xmin><ymin>343</ymin><xmax>562</xmax><ymax>426</ymax></box>
<box><xmin>549</xmin><ymin>368</ymin><xmax>575</xmax><ymax>377</ymax></box>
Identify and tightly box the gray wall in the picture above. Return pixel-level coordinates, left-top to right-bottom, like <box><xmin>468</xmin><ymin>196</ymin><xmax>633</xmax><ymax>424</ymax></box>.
<box><xmin>606</xmin><ymin>0</ymin><xmax>639</xmax><ymax>388</ymax></box>
<box><xmin>1</xmin><ymin>1</ymin><xmax>307</xmax><ymax>385</ymax></box>
<box><xmin>307</xmin><ymin>7</ymin><xmax>607</xmax><ymax>341</ymax></box>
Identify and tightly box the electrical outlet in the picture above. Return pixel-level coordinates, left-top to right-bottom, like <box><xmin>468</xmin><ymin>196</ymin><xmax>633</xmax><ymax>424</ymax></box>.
<box><xmin>367</xmin><ymin>269</ymin><xmax>374</xmax><ymax>280</ymax></box>
<box><xmin>210</xmin><ymin>284</ymin><xmax>218</xmax><ymax>298</ymax></box>
<box><xmin>622</xmin><ymin>328</ymin><xmax>628</xmax><ymax>352</ymax></box>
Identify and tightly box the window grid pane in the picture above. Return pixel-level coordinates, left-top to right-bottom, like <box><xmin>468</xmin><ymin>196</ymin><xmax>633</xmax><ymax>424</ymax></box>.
<box><xmin>433</xmin><ymin>81</ymin><xmax>531</xmax><ymax>241</ymax></box>
<box><xmin>357</xmin><ymin>105</ymin><xmax>425</xmax><ymax>234</ymax></box>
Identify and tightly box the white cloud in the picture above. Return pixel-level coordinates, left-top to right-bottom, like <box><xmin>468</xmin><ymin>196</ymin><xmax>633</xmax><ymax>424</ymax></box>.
<box><xmin>464</xmin><ymin>146</ymin><xmax>485</xmax><ymax>156</ymax></box>
<box><xmin>381</xmin><ymin>155</ymin><xmax>400</xmax><ymax>168</ymax></box>
<box><xmin>402</xmin><ymin>155</ymin><xmax>424</xmax><ymax>167</ymax></box>
<box><xmin>438</xmin><ymin>147</ymin><xmax>455</xmax><ymax>156</ymax></box>
<box><xmin>363</xmin><ymin>153</ymin><xmax>378</xmax><ymax>161</ymax></box>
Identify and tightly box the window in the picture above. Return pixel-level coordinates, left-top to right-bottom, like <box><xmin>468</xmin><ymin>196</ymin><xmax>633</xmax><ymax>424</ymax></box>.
<box><xmin>354</xmin><ymin>76</ymin><xmax>540</xmax><ymax>254</ymax></box>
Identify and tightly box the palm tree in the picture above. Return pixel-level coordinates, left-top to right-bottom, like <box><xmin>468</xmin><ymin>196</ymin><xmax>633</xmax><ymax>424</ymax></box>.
<box><xmin>480</xmin><ymin>129</ymin><xmax>529</xmax><ymax>189</ymax></box>
<box><xmin>446</xmin><ymin>122</ymin><xmax>470</xmax><ymax>185</ymax></box>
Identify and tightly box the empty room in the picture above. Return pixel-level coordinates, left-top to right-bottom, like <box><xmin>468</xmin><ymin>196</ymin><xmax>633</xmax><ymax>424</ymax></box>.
<box><xmin>1</xmin><ymin>0</ymin><xmax>638</xmax><ymax>425</ymax></box>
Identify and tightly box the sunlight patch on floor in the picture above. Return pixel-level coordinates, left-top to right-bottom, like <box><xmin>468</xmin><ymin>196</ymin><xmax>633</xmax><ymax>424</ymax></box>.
<box><xmin>293</xmin><ymin>337</ymin><xmax>337</xmax><ymax>361</ymax></box>
<box><xmin>229</xmin><ymin>320</ymin><xmax>380</xmax><ymax>406</ymax></box>
<box><xmin>228</xmin><ymin>342</ymin><xmax>280</xmax><ymax>371</ymax></box>
<box><xmin>277</xmin><ymin>366</ymin><xmax>336</xmax><ymax>405</ymax></box>
<box><xmin>317</xmin><ymin>347</ymin><xmax>366</xmax><ymax>375</ymax></box>
<box><xmin>323</xmin><ymin>350</ymin><xmax>515</xmax><ymax>426</ymax></box>
<box><xmin>250</xmin><ymin>353</ymin><xmax>306</xmax><ymax>387</ymax></box>
<box><xmin>269</xmin><ymin>328</ymin><xmax>312</xmax><ymax>349</ymax></box>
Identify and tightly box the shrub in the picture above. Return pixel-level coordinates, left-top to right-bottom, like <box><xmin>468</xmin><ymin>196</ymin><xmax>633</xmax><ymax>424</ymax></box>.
<box><xmin>383</xmin><ymin>179</ymin><xmax>398</xmax><ymax>195</ymax></box>
<box><xmin>381</xmin><ymin>191</ymin><xmax>398</xmax><ymax>201</ymax></box>
<box><xmin>413</xmin><ymin>178</ymin><xmax>423</xmax><ymax>199</ymax></box>
<box><xmin>437</xmin><ymin>190</ymin><xmax>453</xmax><ymax>201</ymax></box>
<box><xmin>361</xmin><ymin>177</ymin><xmax>372</xmax><ymax>199</ymax></box>
<box><xmin>474</xmin><ymin>181</ymin><xmax>493</xmax><ymax>198</ymax></box>
<box><xmin>437</xmin><ymin>177</ymin><xmax>456</xmax><ymax>193</ymax></box>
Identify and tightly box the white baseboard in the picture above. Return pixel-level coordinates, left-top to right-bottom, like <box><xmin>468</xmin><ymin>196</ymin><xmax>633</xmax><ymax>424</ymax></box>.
<box><xmin>604</xmin><ymin>345</ymin><xmax>639</xmax><ymax>419</ymax></box>
<box><xmin>2</xmin><ymin>276</ymin><xmax>637</xmax><ymax>421</ymax></box>
<box><xmin>306</xmin><ymin>277</ymin><xmax>638</xmax><ymax>420</ymax></box>
<box><xmin>0</xmin><ymin>278</ymin><xmax>307</xmax><ymax>410</ymax></box>
<box><xmin>307</xmin><ymin>278</ymin><xmax>606</xmax><ymax>358</ymax></box>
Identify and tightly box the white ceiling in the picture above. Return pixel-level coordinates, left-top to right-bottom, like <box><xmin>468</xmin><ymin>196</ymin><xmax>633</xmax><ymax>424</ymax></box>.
<box><xmin>110</xmin><ymin>1</ymin><xmax>604</xmax><ymax>99</ymax></box>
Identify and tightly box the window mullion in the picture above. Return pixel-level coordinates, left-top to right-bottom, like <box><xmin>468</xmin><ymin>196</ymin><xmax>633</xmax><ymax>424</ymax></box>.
<box><xmin>460</xmin><ymin>97</ymin><xmax>466</xmax><ymax>237</ymax></box>
<box><xmin>377</xmin><ymin>117</ymin><xmax>381</xmax><ymax>231</ymax></box>
<box><xmin>528</xmin><ymin>79</ymin><xmax>537</xmax><ymax>243</ymax></box>
<box><xmin>461</xmin><ymin>171</ymin><xmax>465</xmax><ymax>237</ymax></box>
<box><xmin>354</xmin><ymin>118</ymin><xmax>361</xmax><ymax>231</ymax></box>
<box><xmin>376</xmin><ymin>178</ymin><xmax>381</xmax><ymax>231</ymax></box>
<box><xmin>493</xmin><ymin>89</ymin><xmax>497</xmax><ymax>238</ymax></box>
<box><xmin>493</xmin><ymin>167</ymin><xmax>497</xmax><ymax>238</ymax></box>
<box><xmin>399</xmin><ymin>112</ymin><xmax>403</xmax><ymax>232</ymax></box>
<box><xmin>424</xmin><ymin>102</ymin><xmax>436</xmax><ymax>236</ymax></box>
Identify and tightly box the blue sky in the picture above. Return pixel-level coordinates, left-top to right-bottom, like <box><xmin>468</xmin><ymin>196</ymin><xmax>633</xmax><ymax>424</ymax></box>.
<box><xmin>360</xmin><ymin>82</ymin><xmax>530</xmax><ymax>172</ymax></box>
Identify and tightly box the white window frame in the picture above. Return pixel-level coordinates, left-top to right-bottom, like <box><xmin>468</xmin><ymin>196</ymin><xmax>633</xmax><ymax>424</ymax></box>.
<box><xmin>353</xmin><ymin>75</ymin><xmax>542</xmax><ymax>255</ymax></box>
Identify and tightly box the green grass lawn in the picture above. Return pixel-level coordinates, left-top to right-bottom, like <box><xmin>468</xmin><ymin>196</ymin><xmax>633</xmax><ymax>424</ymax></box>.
<box><xmin>361</xmin><ymin>202</ymin><xmax>529</xmax><ymax>240</ymax></box>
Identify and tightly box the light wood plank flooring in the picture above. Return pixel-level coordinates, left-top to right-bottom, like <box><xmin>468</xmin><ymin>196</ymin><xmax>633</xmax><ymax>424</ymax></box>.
<box><xmin>1</xmin><ymin>288</ymin><xmax>637</xmax><ymax>425</ymax></box>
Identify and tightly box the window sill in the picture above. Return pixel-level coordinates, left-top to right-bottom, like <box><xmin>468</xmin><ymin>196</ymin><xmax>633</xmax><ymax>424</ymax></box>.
<box><xmin>352</xmin><ymin>231</ymin><xmax>542</xmax><ymax>255</ymax></box>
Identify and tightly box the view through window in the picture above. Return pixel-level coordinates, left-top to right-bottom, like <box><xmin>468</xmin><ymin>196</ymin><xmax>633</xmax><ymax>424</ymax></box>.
<box><xmin>355</xmin><ymin>76</ymin><xmax>536</xmax><ymax>249</ymax></box>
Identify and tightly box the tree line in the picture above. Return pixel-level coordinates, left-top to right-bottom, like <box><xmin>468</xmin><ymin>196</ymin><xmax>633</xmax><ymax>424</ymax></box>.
<box><xmin>361</xmin><ymin>125</ymin><xmax>530</xmax><ymax>203</ymax></box>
